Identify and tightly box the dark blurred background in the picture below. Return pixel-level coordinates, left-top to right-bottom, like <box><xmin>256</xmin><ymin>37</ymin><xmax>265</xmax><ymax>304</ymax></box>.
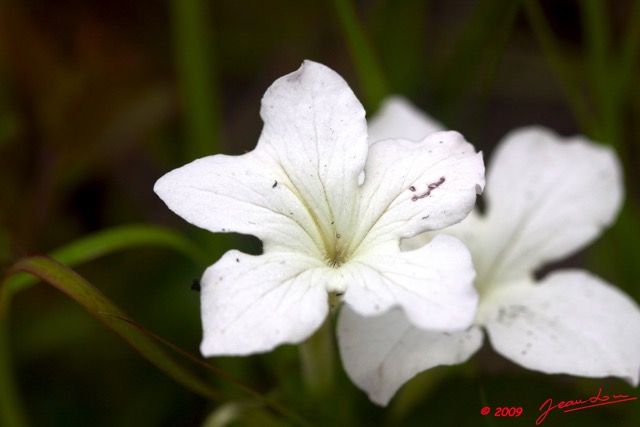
<box><xmin>1</xmin><ymin>0</ymin><xmax>638</xmax><ymax>426</ymax></box>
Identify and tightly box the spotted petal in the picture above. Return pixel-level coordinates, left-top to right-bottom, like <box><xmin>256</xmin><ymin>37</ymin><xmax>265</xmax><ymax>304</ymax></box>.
<box><xmin>352</xmin><ymin>131</ymin><xmax>484</xmax><ymax>249</ymax></box>
<box><xmin>480</xmin><ymin>270</ymin><xmax>640</xmax><ymax>384</ymax></box>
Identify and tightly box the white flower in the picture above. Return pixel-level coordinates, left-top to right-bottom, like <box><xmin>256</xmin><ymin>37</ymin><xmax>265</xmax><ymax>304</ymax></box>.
<box><xmin>338</xmin><ymin>97</ymin><xmax>640</xmax><ymax>405</ymax></box>
<box><xmin>154</xmin><ymin>63</ymin><xmax>485</xmax><ymax>356</ymax></box>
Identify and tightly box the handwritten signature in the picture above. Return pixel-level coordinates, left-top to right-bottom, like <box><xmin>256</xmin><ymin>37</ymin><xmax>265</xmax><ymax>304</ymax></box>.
<box><xmin>536</xmin><ymin>388</ymin><xmax>637</xmax><ymax>425</ymax></box>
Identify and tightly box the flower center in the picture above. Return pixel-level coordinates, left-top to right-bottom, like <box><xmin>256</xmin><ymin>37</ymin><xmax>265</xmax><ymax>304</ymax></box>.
<box><xmin>322</xmin><ymin>231</ymin><xmax>351</xmax><ymax>268</ymax></box>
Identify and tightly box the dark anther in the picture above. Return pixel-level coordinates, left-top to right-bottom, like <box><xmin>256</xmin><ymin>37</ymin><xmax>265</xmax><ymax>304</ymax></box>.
<box><xmin>411</xmin><ymin>176</ymin><xmax>446</xmax><ymax>201</ymax></box>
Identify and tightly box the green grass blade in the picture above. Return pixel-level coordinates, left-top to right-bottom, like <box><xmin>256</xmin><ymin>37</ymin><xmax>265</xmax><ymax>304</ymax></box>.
<box><xmin>617</xmin><ymin>1</ymin><xmax>640</xmax><ymax>103</ymax></box>
<box><xmin>2</xmin><ymin>256</ymin><xmax>224</xmax><ymax>401</ymax></box>
<box><xmin>1</xmin><ymin>256</ymin><xmax>315</xmax><ymax>427</ymax></box>
<box><xmin>170</xmin><ymin>0</ymin><xmax>222</xmax><ymax>159</ymax></box>
<box><xmin>437</xmin><ymin>0</ymin><xmax>522</xmax><ymax>118</ymax></box>
<box><xmin>524</xmin><ymin>0</ymin><xmax>593</xmax><ymax>133</ymax></box>
<box><xmin>333</xmin><ymin>0</ymin><xmax>389</xmax><ymax>111</ymax></box>
<box><xmin>581</xmin><ymin>0</ymin><xmax>619</xmax><ymax>146</ymax></box>
<box><xmin>1</xmin><ymin>224</ymin><xmax>207</xmax><ymax>307</ymax></box>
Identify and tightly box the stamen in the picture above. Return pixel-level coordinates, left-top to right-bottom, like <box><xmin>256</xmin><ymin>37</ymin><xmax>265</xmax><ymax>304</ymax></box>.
<box><xmin>411</xmin><ymin>177</ymin><xmax>446</xmax><ymax>201</ymax></box>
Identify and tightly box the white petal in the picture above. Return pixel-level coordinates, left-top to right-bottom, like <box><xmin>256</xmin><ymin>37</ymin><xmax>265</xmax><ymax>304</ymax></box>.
<box><xmin>351</xmin><ymin>131</ymin><xmax>484</xmax><ymax>248</ymax></box>
<box><xmin>337</xmin><ymin>306</ymin><xmax>482</xmax><ymax>406</ymax></box>
<box><xmin>342</xmin><ymin>234</ymin><xmax>478</xmax><ymax>331</ymax></box>
<box><xmin>401</xmin><ymin>209</ymin><xmax>484</xmax><ymax>252</ymax></box>
<box><xmin>156</xmin><ymin>60</ymin><xmax>368</xmax><ymax>254</ymax></box>
<box><xmin>481</xmin><ymin>270</ymin><xmax>640</xmax><ymax>384</ymax></box>
<box><xmin>154</xmin><ymin>152</ymin><xmax>323</xmax><ymax>257</ymax></box>
<box><xmin>480</xmin><ymin>126</ymin><xmax>623</xmax><ymax>282</ymax></box>
<box><xmin>367</xmin><ymin>96</ymin><xmax>445</xmax><ymax>143</ymax></box>
<box><xmin>199</xmin><ymin>250</ymin><xmax>329</xmax><ymax>356</ymax></box>
<box><xmin>258</xmin><ymin>60</ymin><xmax>368</xmax><ymax>244</ymax></box>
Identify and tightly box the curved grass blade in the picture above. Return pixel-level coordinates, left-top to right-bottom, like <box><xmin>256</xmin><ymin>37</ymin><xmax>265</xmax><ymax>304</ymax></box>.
<box><xmin>103</xmin><ymin>312</ymin><xmax>315</xmax><ymax>427</ymax></box>
<box><xmin>1</xmin><ymin>224</ymin><xmax>208</xmax><ymax>308</ymax></box>
<box><xmin>2</xmin><ymin>256</ymin><xmax>222</xmax><ymax>401</ymax></box>
<box><xmin>1</xmin><ymin>256</ymin><xmax>314</xmax><ymax>427</ymax></box>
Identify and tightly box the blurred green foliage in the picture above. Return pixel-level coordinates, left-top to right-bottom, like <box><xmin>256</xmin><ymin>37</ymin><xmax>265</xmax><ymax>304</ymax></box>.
<box><xmin>0</xmin><ymin>0</ymin><xmax>638</xmax><ymax>426</ymax></box>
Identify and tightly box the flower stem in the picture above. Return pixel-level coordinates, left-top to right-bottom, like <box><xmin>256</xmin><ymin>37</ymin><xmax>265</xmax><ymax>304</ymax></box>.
<box><xmin>298</xmin><ymin>316</ymin><xmax>335</xmax><ymax>398</ymax></box>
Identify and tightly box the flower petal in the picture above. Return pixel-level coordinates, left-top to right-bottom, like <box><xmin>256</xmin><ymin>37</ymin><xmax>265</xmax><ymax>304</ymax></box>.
<box><xmin>480</xmin><ymin>127</ymin><xmax>623</xmax><ymax>282</ymax></box>
<box><xmin>337</xmin><ymin>306</ymin><xmax>482</xmax><ymax>406</ymax></box>
<box><xmin>351</xmin><ymin>131</ymin><xmax>484</xmax><ymax>248</ymax></box>
<box><xmin>480</xmin><ymin>270</ymin><xmax>640</xmax><ymax>384</ymax></box>
<box><xmin>258</xmin><ymin>60</ymin><xmax>369</xmax><ymax>245</ymax></box>
<box><xmin>199</xmin><ymin>250</ymin><xmax>329</xmax><ymax>356</ymax></box>
<box><xmin>154</xmin><ymin>152</ymin><xmax>323</xmax><ymax>257</ymax></box>
<box><xmin>367</xmin><ymin>96</ymin><xmax>445</xmax><ymax>143</ymax></box>
<box><xmin>155</xmin><ymin>60</ymin><xmax>368</xmax><ymax>254</ymax></box>
<box><xmin>342</xmin><ymin>234</ymin><xmax>478</xmax><ymax>331</ymax></box>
